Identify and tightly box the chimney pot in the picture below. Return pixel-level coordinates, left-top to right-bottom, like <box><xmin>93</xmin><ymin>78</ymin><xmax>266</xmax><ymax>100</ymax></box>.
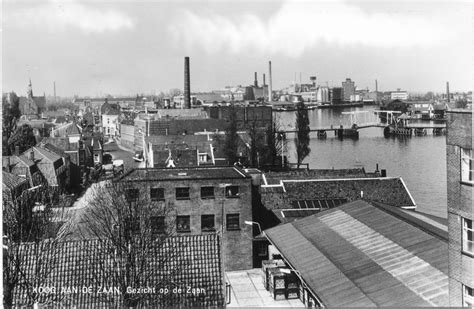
<box><xmin>29</xmin><ymin>150</ymin><xmax>34</xmax><ymax>161</ymax></box>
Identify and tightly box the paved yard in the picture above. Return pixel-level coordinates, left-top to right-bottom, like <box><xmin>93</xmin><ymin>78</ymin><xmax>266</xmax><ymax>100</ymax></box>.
<box><xmin>225</xmin><ymin>269</ymin><xmax>304</xmax><ymax>308</ymax></box>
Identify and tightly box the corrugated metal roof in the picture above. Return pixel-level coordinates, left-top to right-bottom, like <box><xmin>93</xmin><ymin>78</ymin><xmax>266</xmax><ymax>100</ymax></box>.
<box><xmin>265</xmin><ymin>200</ymin><xmax>449</xmax><ymax>307</ymax></box>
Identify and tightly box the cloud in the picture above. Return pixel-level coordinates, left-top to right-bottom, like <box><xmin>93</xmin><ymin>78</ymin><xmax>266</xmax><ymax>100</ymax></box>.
<box><xmin>168</xmin><ymin>0</ymin><xmax>452</xmax><ymax>57</ymax></box>
<box><xmin>10</xmin><ymin>0</ymin><xmax>134</xmax><ymax>33</ymax></box>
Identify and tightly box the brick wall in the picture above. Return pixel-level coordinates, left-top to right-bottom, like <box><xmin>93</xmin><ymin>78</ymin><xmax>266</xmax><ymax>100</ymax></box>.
<box><xmin>120</xmin><ymin>124</ymin><xmax>135</xmax><ymax>149</ymax></box>
<box><xmin>124</xmin><ymin>177</ymin><xmax>253</xmax><ymax>271</ymax></box>
<box><xmin>446</xmin><ymin>110</ymin><xmax>473</xmax><ymax>306</ymax></box>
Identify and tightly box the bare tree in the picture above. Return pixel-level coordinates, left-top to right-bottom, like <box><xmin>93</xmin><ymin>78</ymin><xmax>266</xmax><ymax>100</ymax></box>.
<box><xmin>3</xmin><ymin>183</ymin><xmax>72</xmax><ymax>308</ymax></box>
<box><xmin>77</xmin><ymin>179</ymin><xmax>189</xmax><ymax>307</ymax></box>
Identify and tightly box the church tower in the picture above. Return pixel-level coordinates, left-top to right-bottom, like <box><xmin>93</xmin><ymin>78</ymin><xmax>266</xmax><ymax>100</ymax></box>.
<box><xmin>27</xmin><ymin>78</ymin><xmax>34</xmax><ymax>98</ymax></box>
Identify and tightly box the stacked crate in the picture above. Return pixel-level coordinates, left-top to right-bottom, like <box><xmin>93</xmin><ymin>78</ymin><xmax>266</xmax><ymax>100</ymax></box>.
<box><xmin>262</xmin><ymin>259</ymin><xmax>285</xmax><ymax>290</ymax></box>
<box><xmin>284</xmin><ymin>270</ymin><xmax>300</xmax><ymax>299</ymax></box>
<box><xmin>268</xmin><ymin>268</ymin><xmax>286</xmax><ymax>300</ymax></box>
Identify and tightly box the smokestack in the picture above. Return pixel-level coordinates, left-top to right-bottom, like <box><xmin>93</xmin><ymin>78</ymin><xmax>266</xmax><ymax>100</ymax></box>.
<box><xmin>53</xmin><ymin>81</ymin><xmax>57</xmax><ymax>104</ymax></box>
<box><xmin>375</xmin><ymin>79</ymin><xmax>378</xmax><ymax>93</ymax></box>
<box><xmin>446</xmin><ymin>81</ymin><xmax>450</xmax><ymax>103</ymax></box>
<box><xmin>263</xmin><ymin>74</ymin><xmax>266</xmax><ymax>86</ymax></box>
<box><xmin>268</xmin><ymin>61</ymin><xmax>273</xmax><ymax>102</ymax></box>
<box><xmin>184</xmin><ymin>57</ymin><xmax>191</xmax><ymax>109</ymax></box>
<box><xmin>254</xmin><ymin>72</ymin><xmax>258</xmax><ymax>87</ymax></box>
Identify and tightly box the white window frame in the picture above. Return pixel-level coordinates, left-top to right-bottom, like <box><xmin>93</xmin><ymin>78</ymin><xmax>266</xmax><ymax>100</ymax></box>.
<box><xmin>461</xmin><ymin>148</ymin><xmax>473</xmax><ymax>184</ymax></box>
<box><xmin>463</xmin><ymin>285</ymin><xmax>473</xmax><ymax>307</ymax></box>
<box><xmin>462</xmin><ymin>217</ymin><xmax>473</xmax><ymax>256</ymax></box>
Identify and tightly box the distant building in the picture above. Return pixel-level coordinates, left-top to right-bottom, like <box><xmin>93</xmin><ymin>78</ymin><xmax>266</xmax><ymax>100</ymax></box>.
<box><xmin>144</xmin><ymin>135</ymin><xmax>219</xmax><ymax>168</ymax></box>
<box><xmin>330</xmin><ymin>87</ymin><xmax>343</xmax><ymax>105</ymax></box>
<box><xmin>365</xmin><ymin>91</ymin><xmax>381</xmax><ymax>103</ymax></box>
<box><xmin>407</xmin><ymin>101</ymin><xmax>434</xmax><ymax>120</ymax></box>
<box><xmin>349</xmin><ymin>94</ymin><xmax>361</xmax><ymax>102</ymax></box>
<box><xmin>446</xmin><ymin>109</ymin><xmax>473</xmax><ymax>306</ymax></box>
<box><xmin>119</xmin><ymin>167</ymin><xmax>254</xmax><ymax>271</ymax></box>
<box><xmin>119</xmin><ymin>119</ymin><xmax>135</xmax><ymax>149</ymax></box>
<box><xmin>391</xmin><ymin>90</ymin><xmax>409</xmax><ymax>101</ymax></box>
<box><xmin>342</xmin><ymin>78</ymin><xmax>355</xmax><ymax>102</ymax></box>
<box><xmin>172</xmin><ymin>95</ymin><xmax>198</xmax><ymax>109</ymax></box>
<box><xmin>51</xmin><ymin>122</ymin><xmax>83</xmax><ymax>143</ymax></box>
<box><xmin>101</xmin><ymin>101</ymin><xmax>120</xmax><ymax>137</ymax></box>
<box><xmin>19</xmin><ymin>79</ymin><xmax>46</xmax><ymax>116</ymax></box>
<box><xmin>316</xmin><ymin>87</ymin><xmax>330</xmax><ymax>103</ymax></box>
<box><xmin>207</xmin><ymin>105</ymin><xmax>273</xmax><ymax>130</ymax></box>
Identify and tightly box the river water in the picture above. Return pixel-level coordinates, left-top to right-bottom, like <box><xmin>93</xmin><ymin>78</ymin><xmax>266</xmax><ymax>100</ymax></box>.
<box><xmin>276</xmin><ymin>106</ymin><xmax>447</xmax><ymax>219</ymax></box>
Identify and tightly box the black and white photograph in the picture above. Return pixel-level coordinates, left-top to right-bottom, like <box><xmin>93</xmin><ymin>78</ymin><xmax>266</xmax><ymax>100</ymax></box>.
<box><xmin>1</xmin><ymin>0</ymin><xmax>473</xmax><ymax>307</ymax></box>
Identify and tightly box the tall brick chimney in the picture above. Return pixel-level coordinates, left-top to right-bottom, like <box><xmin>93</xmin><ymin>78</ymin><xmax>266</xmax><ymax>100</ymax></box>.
<box><xmin>254</xmin><ymin>72</ymin><xmax>258</xmax><ymax>87</ymax></box>
<box><xmin>184</xmin><ymin>57</ymin><xmax>191</xmax><ymax>109</ymax></box>
<box><xmin>446</xmin><ymin>81</ymin><xmax>450</xmax><ymax>103</ymax></box>
<box><xmin>268</xmin><ymin>61</ymin><xmax>273</xmax><ymax>102</ymax></box>
<box><xmin>263</xmin><ymin>74</ymin><xmax>266</xmax><ymax>86</ymax></box>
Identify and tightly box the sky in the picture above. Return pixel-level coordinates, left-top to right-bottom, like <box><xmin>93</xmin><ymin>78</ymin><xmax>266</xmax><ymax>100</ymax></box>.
<box><xmin>2</xmin><ymin>0</ymin><xmax>472</xmax><ymax>97</ymax></box>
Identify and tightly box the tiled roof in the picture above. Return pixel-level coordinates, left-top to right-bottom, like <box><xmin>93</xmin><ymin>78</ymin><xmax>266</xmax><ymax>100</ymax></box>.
<box><xmin>265</xmin><ymin>200</ymin><xmax>449</xmax><ymax>307</ymax></box>
<box><xmin>19</xmin><ymin>146</ymin><xmax>65</xmax><ymax>187</ymax></box>
<box><xmin>101</xmin><ymin>102</ymin><xmax>120</xmax><ymax>115</ymax></box>
<box><xmin>121</xmin><ymin>167</ymin><xmax>249</xmax><ymax>181</ymax></box>
<box><xmin>153</xmin><ymin>149</ymin><xmax>198</xmax><ymax>168</ymax></box>
<box><xmin>2</xmin><ymin>171</ymin><xmax>28</xmax><ymax>191</ymax></box>
<box><xmin>263</xmin><ymin>168</ymin><xmax>373</xmax><ymax>185</ymax></box>
<box><xmin>41</xmin><ymin>137</ymin><xmax>78</xmax><ymax>152</ymax></box>
<box><xmin>194</xmin><ymin>93</ymin><xmax>229</xmax><ymax>103</ymax></box>
<box><xmin>146</xmin><ymin>134</ymin><xmax>210</xmax><ymax>146</ymax></box>
<box><xmin>66</xmin><ymin>122</ymin><xmax>82</xmax><ymax>135</ymax></box>
<box><xmin>33</xmin><ymin>96</ymin><xmax>46</xmax><ymax>109</ymax></box>
<box><xmin>260</xmin><ymin>177</ymin><xmax>415</xmax><ymax>212</ymax></box>
<box><xmin>31</xmin><ymin>146</ymin><xmax>63</xmax><ymax>163</ymax></box>
<box><xmin>37</xmin><ymin>140</ymin><xmax>71</xmax><ymax>158</ymax></box>
<box><xmin>12</xmin><ymin>235</ymin><xmax>224</xmax><ymax>307</ymax></box>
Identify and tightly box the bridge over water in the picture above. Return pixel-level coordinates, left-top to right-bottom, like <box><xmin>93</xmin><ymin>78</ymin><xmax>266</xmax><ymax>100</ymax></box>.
<box><xmin>281</xmin><ymin>110</ymin><xmax>446</xmax><ymax>133</ymax></box>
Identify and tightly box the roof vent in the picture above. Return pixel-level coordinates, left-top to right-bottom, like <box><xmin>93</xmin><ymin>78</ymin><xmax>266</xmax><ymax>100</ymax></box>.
<box><xmin>178</xmin><ymin>172</ymin><xmax>187</xmax><ymax>176</ymax></box>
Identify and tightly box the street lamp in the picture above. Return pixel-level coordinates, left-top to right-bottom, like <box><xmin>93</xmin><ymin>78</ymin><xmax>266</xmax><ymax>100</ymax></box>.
<box><xmin>244</xmin><ymin>220</ymin><xmax>262</xmax><ymax>235</ymax></box>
